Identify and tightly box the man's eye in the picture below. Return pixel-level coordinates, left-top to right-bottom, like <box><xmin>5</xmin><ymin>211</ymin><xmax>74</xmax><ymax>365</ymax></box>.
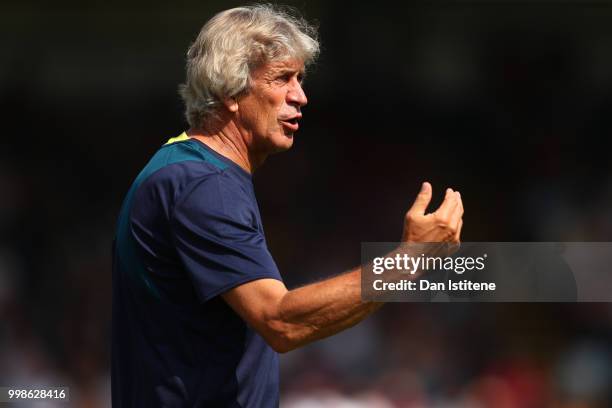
<box><xmin>275</xmin><ymin>74</ymin><xmax>291</xmax><ymax>83</ymax></box>
<box><xmin>273</xmin><ymin>72</ymin><xmax>305</xmax><ymax>85</ymax></box>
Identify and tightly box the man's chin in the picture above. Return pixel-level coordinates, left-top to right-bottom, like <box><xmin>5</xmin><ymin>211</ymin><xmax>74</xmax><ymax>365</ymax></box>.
<box><xmin>271</xmin><ymin>142</ymin><xmax>293</xmax><ymax>154</ymax></box>
<box><xmin>270</xmin><ymin>133</ymin><xmax>294</xmax><ymax>153</ymax></box>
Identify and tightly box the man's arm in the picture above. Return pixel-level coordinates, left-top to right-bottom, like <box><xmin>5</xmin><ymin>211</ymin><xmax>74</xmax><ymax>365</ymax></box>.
<box><xmin>222</xmin><ymin>269</ymin><xmax>378</xmax><ymax>353</ymax></box>
<box><xmin>222</xmin><ymin>182</ymin><xmax>464</xmax><ymax>353</ymax></box>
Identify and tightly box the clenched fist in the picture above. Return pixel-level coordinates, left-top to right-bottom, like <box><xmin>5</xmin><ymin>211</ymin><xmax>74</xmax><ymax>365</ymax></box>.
<box><xmin>402</xmin><ymin>182</ymin><xmax>464</xmax><ymax>244</ymax></box>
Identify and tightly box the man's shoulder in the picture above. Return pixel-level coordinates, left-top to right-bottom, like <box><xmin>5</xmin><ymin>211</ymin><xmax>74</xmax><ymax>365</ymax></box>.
<box><xmin>136</xmin><ymin>135</ymin><xmax>243</xmax><ymax>193</ymax></box>
<box><xmin>125</xmin><ymin>137</ymin><xmax>222</xmax><ymax>215</ymax></box>
<box><xmin>148</xmin><ymin>136</ymin><xmax>229</xmax><ymax>177</ymax></box>
<box><xmin>129</xmin><ymin>135</ymin><xmax>256</xmax><ymax>224</ymax></box>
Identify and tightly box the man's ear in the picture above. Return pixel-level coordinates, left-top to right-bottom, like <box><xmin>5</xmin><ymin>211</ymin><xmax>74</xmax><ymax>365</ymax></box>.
<box><xmin>223</xmin><ymin>97</ymin><xmax>239</xmax><ymax>113</ymax></box>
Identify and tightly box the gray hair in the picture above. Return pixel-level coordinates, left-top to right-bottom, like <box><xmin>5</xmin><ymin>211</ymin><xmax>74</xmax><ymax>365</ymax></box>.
<box><xmin>179</xmin><ymin>4</ymin><xmax>320</xmax><ymax>129</ymax></box>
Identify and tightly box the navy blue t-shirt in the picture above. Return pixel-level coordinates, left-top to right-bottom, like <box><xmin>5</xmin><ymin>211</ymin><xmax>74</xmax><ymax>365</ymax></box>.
<box><xmin>112</xmin><ymin>134</ymin><xmax>282</xmax><ymax>407</ymax></box>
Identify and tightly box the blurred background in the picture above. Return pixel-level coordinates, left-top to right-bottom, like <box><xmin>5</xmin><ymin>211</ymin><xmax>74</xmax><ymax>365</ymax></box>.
<box><xmin>2</xmin><ymin>0</ymin><xmax>612</xmax><ymax>406</ymax></box>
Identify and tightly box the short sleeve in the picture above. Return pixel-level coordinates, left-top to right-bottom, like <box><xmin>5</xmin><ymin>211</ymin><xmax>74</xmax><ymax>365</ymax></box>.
<box><xmin>170</xmin><ymin>174</ymin><xmax>281</xmax><ymax>302</ymax></box>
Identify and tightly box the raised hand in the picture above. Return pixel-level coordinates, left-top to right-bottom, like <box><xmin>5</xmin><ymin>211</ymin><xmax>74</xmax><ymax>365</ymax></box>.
<box><xmin>401</xmin><ymin>182</ymin><xmax>464</xmax><ymax>244</ymax></box>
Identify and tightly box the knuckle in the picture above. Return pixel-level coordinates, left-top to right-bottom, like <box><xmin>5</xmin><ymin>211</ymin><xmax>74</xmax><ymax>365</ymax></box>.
<box><xmin>434</xmin><ymin>214</ymin><xmax>447</xmax><ymax>224</ymax></box>
<box><xmin>437</xmin><ymin>224</ymin><xmax>454</xmax><ymax>239</ymax></box>
<box><xmin>439</xmin><ymin>225</ymin><xmax>453</xmax><ymax>235</ymax></box>
<box><xmin>435</xmin><ymin>213</ymin><xmax>449</xmax><ymax>224</ymax></box>
<box><xmin>405</xmin><ymin>214</ymin><xmax>419</xmax><ymax>225</ymax></box>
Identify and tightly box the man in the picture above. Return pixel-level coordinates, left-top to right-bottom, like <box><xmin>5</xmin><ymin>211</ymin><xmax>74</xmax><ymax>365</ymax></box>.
<box><xmin>112</xmin><ymin>4</ymin><xmax>464</xmax><ymax>407</ymax></box>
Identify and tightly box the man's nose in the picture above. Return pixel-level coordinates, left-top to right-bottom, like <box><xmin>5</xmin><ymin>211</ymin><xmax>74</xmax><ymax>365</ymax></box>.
<box><xmin>287</xmin><ymin>79</ymin><xmax>308</xmax><ymax>107</ymax></box>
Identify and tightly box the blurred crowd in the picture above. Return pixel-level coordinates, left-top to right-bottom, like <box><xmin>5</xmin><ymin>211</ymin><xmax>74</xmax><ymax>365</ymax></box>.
<box><xmin>280</xmin><ymin>304</ymin><xmax>612</xmax><ymax>407</ymax></box>
<box><xmin>2</xmin><ymin>1</ymin><xmax>612</xmax><ymax>407</ymax></box>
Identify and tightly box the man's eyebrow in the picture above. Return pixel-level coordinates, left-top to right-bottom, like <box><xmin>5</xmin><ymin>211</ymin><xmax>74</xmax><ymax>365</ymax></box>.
<box><xmin>273</xmin><ymin>67</ymin><xmax>306</xmax><ymax>76</ymax></box>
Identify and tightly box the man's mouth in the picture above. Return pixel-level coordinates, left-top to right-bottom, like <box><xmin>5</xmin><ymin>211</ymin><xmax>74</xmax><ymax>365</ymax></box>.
<box><xmin>279</xmin><ymin>116</ymin><xmax>301</xmax><ymax>132</ymax></box>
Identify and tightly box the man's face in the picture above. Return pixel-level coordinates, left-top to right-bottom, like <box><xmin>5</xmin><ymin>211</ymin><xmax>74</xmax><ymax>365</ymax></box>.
<box><xmin>233</xmin><ymin>58</ymin><xmax>308</xmax><ymax>154</ymax></box>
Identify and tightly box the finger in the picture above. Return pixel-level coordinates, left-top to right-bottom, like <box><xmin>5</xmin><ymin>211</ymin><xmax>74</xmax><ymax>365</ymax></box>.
<box><xmin>408</xmin><ymin>182</ymin><xmax>432</xmax><ymax>216</ymax></box>
<box><xmin>453</xmin><ymin>218</ymin><xmax>463</xmax><ymax>243</ymax></box>
<box><xmin>434</xmin><ymin>187</ymin><xmax>458</xmax><ymax>220</ymax></box>
<box><xmin>449</xmin><ymin>192</ymin><xmax>464</xmax><ymax>231</ymax></box>
<box><xmin>457</xmin><ymin>191</ymin><xmax>464</xmax><ymax>215</ymax></box>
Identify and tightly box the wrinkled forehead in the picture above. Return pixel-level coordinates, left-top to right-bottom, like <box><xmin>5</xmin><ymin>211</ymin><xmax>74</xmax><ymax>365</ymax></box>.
<box><xmin>251</xmin><ymin>58</ymin><xmax>306</xmax><ymax>79</ymax></box>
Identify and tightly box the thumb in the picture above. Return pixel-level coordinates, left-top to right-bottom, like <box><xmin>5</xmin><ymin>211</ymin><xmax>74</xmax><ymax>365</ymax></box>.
<box><xmin>408</xmin><ymin>182</ymin><xmax>432</xmax><ymax>215</ymax></box>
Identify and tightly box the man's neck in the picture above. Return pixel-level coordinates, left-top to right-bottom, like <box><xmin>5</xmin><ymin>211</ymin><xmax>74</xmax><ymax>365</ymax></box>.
<box><xmin>187</xmin><ymin>124</ymin><xmax>266</xmax><ymax>174</ymax></box>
